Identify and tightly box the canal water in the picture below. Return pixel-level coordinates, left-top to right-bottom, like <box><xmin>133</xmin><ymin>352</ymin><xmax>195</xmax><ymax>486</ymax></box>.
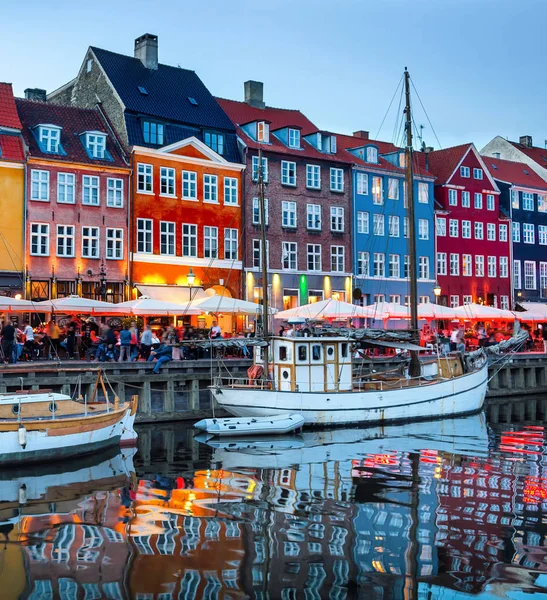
<box><xmin>3</xmin><ymin>412</ymin><xmax>547</xmax><ymax>599</ymax></box>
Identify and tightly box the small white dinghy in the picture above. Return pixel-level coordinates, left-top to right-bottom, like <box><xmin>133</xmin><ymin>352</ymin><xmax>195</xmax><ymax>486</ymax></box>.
<box><xmin>194</xmin><ymin>413</ymin><xmax>304</xmax><ymax>437</ymax></box>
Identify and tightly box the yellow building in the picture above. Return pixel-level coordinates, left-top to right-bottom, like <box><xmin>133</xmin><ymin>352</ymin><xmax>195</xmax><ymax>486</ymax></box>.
<box><xmin>0</xmin><ymin>83</ymin><xmax>25</xmax><ymax>295</ymax></box>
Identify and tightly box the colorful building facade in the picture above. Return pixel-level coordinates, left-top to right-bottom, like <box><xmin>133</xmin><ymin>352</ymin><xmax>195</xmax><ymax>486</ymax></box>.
<box><xmin>16</xmin><ymin>96</ymin><xmax>130</xmax><ymax>302</ymax></box>
<box><xmin>428</xmin><ymin>144</ymin><xmax>512</xmax><ymax>309</ymax></box>
<box><xmin>0</xmin><ymin>83</ymin><xmax>25</xmax><ymax>296</ymax></box>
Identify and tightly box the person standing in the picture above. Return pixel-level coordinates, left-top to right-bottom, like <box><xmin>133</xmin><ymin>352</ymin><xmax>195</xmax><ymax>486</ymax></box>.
<box><xmin>140</xmin><ymin>324</ymin><xmax>153</xmax><ymax>361</ymax></box>
<box><xmin>1</xmin><ymin>320</ymin><xmax>16</xmax><ymax>364</ymax></box>
<box><xmin>542</xmin><ymin>323</ymin><xmax>547</xmax><ymax>354</ymax></box>
<box><xmin>47</xmin><ymin>320</ymin><xmax>61</xmax><ymax>359</ymax></box>
<box><xmin>129</xmin><ymin>321</ymin><xmax>140</xmax><ymax>361</ymax></box>
<box><xmin>118</xmin><ymin>324</ymin><xmax>132</xmax><ymax>362</ymax></box>
<box><xmin>65</xmin><ymin>321</ymin><xmax>77</xmax><ymax>360</ymax></box>
<box><xmin>210</xmin><ymin>320</ymin><xmax>222</xmax><ymax>339</ymax></box>
<box><xmin>22</xmin><ymin>321</ymin><xmax>35</xmax><ymax>361</ymax></box>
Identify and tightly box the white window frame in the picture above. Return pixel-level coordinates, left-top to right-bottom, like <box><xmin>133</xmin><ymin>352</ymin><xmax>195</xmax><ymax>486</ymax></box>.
<box><xmin>31</xmin><ymin>169</ymin><xmax>50</xmax><ymax>201</ymax></box>
<box><xmin>366</xmin><ymin>147</ymin><xmax>378</xmax><ymax>163</ymax></box>
<box><xmin>182</xmin><ymin>223</ymin><xmax>198</xmax><ymax>257</ymax></box>
<box><xmin>461</xmin><ymin>191</ymin><xmax>470</xmax><ymax>208</ymax></box>
<box><xmin>82</xmin><ymin>175</ymin><xmax>100</xmax><ymax>206</ymax></box>
<box><xmin>462</xmin><ymin>254</ymin><xmax>472</xmax><ymax>277</ymax></box>
<box><xmin>523</xmin><ymin>223</ymin><xmax>535</xmax><ymax>244</ymax></box>
<box><xmin>524</xmin><ymin>260</ymin><xmax>537</xmax><ymax>290</ymax></box>
<box><xmin>511</xmin><ymin>189</ymin><xmax>520</xmax><ymax>209</ymax></box>
<box><xmin>39</xmin><ymin>126</ymin><xmax>61</xmax><ymax>153</ymax></box>
<box><xmin>437</xmin><ymin>252</ymin><xmax>447</xmax><ymax>276</ymax></box>
<box><xmin>513</xmin><ymin>222</ymin><xmax>521</xmax><ymax>243</ymax></box>
<box><xmin>474</xmin><ymin>193</ymin><xmax>483</xmax><ymax>209</ymax></box>
<box><xmin>499</xmin><ymin>224</ymin><xmax>508</xmax><ymax>242</ymax></box>
<box><xmin>436</xmin><ymin>217</ymin><xmax>446</xmax><ymax>237</ymax></box>
<box><xmin>487</xmin><ymin>194</ymin><xmax>495</xmax><ymax>211</ymax></box>
<box><xmin>357</xmin><ymin>211</ymin><xmax>369</xmax><ymax>234</ymax></box>
<box><xmin>475</xmin><ymin>222</ymin><xmax>484</xmax><ymax>240</ymax></box>
<box><xmin>449</xmin><ymin>219</ymin><xmax>459</xmax><ymax>238</ymax></box>
<box><xmin>159</xmin><ymin>221</ymin><xmax>176</xmax><ymax>256</ymax></box>
<box><xmin>106</xmin><ymin>178</ymin><xmax>124</xmax><ymax>208</ymax></box>
<box><xmin>450</xmin><ymin>253</ymin><xmax>460</xmax><ymax>276</ymax></box>
<box><xmin>418</xmin><ymin>256</ymin><xmax>429</xmax><ymax>280</ymax></box>
<box><xmin>475</xmin><ymin>255</ymin><xmax>484</xmax><ymax>277</ymax></box>
<box><xmin>473</xmin><ymin>168</ymin><xmax>483</xmax><ymax>180</ymax></box>
<box><xmin>418</xmin><ymin>218</ymin><xmax>429</xmax><ymax>240</ymax></box>
<box><xmin>81</xmin><ymin>226</ymin><xmax>100</xmax><ymax>258</ymax></box>
<box><xmin>204</xmin><ymin>174</ymin><xmax>218</xmax><ymax>203</ymax></box>
<box><xmin>224</xmin><ymin>228</ymin><xmax>238</xmax><ymax>260</ymax></box>
<box><xmin>487</xmin><ymin>256</ymin><xmax>497</xmax><ymax>278</ymax></box>
<box><xmin>306</xmin><ymin>165</ymin><xmax>321</xmax><ymax>190</ymax></box>
<box><xmin>500</xmin><ymin>295</ymin><xmax>510</xmax><ymax>310</ymax></box>
<box><xmin>57</xmin><ymin>172</ymin><xmax>75</xmax><ymax>204</ymax></box>
<box><xmin>330</xmin><ymin>168</ymin><xmax>344</xmax><ymax>192</ymax></box>
<box><xmin>137</xmin><ymin>163</ymin><xmax>153</xmax><ymax>193</ymax></box>
<box><xmin>522</xmin><ymin>192</ymin><xmax>534</xmax><ymax>211</ymax></box>
<box><xmin>418</xmin><ymin>182</ymin><xmax>428</xmax><ymax>204</ymax></box>
<box><xmin>372</xmin><ymin>177</ymin><xmax>383</xmax><ymax>205</ymax></box>
<box><xmin>288</xmin><ymin>128</ymin><xmax>300</xmax><ymax>148</ymax></box>
<box><xmin>257</xmin><ymin>121</ymin><xmax>269</xmax><ymax>143</ymax></box>
<box><xmin>136</xmin><ymin>218</ymin><xmax>153</xmax><ymax>254</ymax></box>
<box><xmin>460</xmin><ymin>166</ymin><xmax>470</xmax><ymax>178</ymax></box>
<box><xmin>356</xmin><ymin>173</ymin><xmax>368</xmax><ymax>195</ymax></box>
<box><xmin>487</xmin><ymin>223</ymin><xmax>496</xmax><ymax>241</ymax></box>
<box><xmin>357</xmin><ymin>251</ymin><xmax>369</xmax><ymax>276</ymax></box>
<box><xmin>203</xmin><ymin>226</ymin><xmax>218</xmax><ymax>259</ymax></box>
<box><xmin>182</xmin><ymin>171</ymin><xmax>197</xmax><ymax>200</ymax></box>
<box><xmin>281</xmin><ymin>161</ymin><xmax>297</xmax><ymax>186</ymax></box>
<box><xmin>389</xmin><ymin>215</ymin><xmax>400</xmax><ymax>237</ymax></box>
<box><xmin>388</xmin><ymin>178</ymin><xmax>400</xmax><ymax>200</ymax></box>
<box><xmin>251</xmin><ymin>156</ymin><xmax>269</xmax><ymax>182</ymax></box>
<box><xmin>461</xmin><ymin>220</ymin><xmax>471</xmax><ymax>239</ymax></box>
<box><xmin>224</xmin><ymin>177</ymin><xmax>238</xmax><ymax>205</ymax></box>
<box><xmin>448</xmin><ymin>189</ymin><xmax>458</xmax><ymax>206</ymax></box>
<box><xmin>307</xmin><ymin>244</ymin><xmax>322</xmax><ymax>272</ymax></box>
<box><xmin>330</xmin><ymin>206</ymin><xmax>344</xmax><ymax>232</ymax></box>
<box><xmin>330</xmin><ymin>246</ymin><xmax>345</xmax><ymax>272</ymax></box>
<box><xmin>540</xmin><ymin>262</ymin><xmax>547</xmax><ymax>294</ymax></box>
<box><xmin>499</xmin><ymin>256</ymin><xmax>508</xmax><ymax>278</ymax></box>
<box><xmin>56</xmin><ymin>225</ymin><xmax>74</xmax><ymax>258</ymax></box>
<box><xmin>389</xmin><ymin>254</ymin><xmax>401</xmax><ymax>278</ymax></box>
<box><xmin>450</xmin><ymin>295</ymin><xmax>460</xmax><ymax>308</ymax></box>
<box><xmin>160</xmin><ymin>167</ymin><xmax>176</xmax><ymax>197</ymax></box>
<box><xmin>373</xmin><ymin>252</ymin><xmax>385</xmax><ymax>277</ymax></box>
<box><xmin>85</xmin><ymin>132</ymin><xmax>106</xmax><ymax>159</ymax></box>
<box><xmin>514</xmin><ymin>260</ymin><xmax>522</xmax><ymax>289</ymax></box>
<box><xmin>252</xmin><ymin>239</ymin><xmax>270</xmax><ymax>269</ymax></box>
<box><xmin>373</xmin><ymin>213</ymin><xmax>385</xmax><ymax>236</ymax></box>
<box><xmin>106</xmin><ymin>228</ymin><xmax>123</xmax><ymax>260</ymax></box>
<box><xmin>282</xmin><ymin>242</ymin><xmax>298</xmax><ymax>270</ymax></box>
<box><xmin>252</xmin><ymin>197</ymin><xmax>269</xmax><ymax>225</ymax></box>
<box><xmin>282</xmin><ymin>201</ymin><xmax>297</xmax><ymax>228</ymax></box>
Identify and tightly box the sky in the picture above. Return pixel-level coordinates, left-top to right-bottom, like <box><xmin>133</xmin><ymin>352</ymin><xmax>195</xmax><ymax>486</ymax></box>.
<box><xmin>4</xmin><ymin>0</ymin><xmax>547</xmax><ymax>150</ymax></box>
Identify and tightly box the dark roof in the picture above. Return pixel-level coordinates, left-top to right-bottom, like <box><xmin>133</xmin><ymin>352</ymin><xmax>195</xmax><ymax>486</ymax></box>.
<box><xmin>0</xmin><ymin>83</ymin><xmax>22</xmax><ymax>129</ymax></box>
<box><xmin>426</xmin><ymin>143</ymin><xmax>473</xmax><ymax>184</ymax></box>
<box><xmin>91</xmin><ymin>46</ymin><xmax>235</xmax><ymax>132</ymax></box>
<box><xmin>15</xmin><ymin>99</ymin><xmax>128</xmax><ymax>167</ymax></box>
<box><xmin>485</xmin><ymin>156</ymin><xmax>547</xmax><ymax>189</ymax></box>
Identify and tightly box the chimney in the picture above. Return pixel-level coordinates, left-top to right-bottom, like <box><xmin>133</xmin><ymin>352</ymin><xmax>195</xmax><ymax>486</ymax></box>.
<box><xmin>134</xmin><ymin>33</ymin><xmax>158</xmax><ymax>70</ymax></box>
<box><xmin>244</xmin><ymin>80</ymin><xmax>265</xmax><ymax>109</ymax></box>
<box><xmin>24</xmin><ymin>88</ymin><xmax>47</xmax><ymax>102</ymax></box>
<box><xmin>353</xmin><ymin>130</ymin><xmax>369</xmax><ymax>140</ymax></box>
<box><xmin>519</xmin><ymin>135</ymin><xmax>533</xmax><ymax>148</ymax></box>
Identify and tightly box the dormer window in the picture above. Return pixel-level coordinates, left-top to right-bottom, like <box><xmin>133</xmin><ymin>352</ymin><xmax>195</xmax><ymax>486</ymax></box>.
<box><xmin>257</xmin><ymin>121</ymin><xmax>269</xmax><ymax>143</ymax></box>
<box><xmin>204</xmin><ymin>131</ymin><xmax>225</xmax><ymax>155</ymax></box>
<box><xmin>143</xmin><ymin>121</ymin><xmax>164</xmax><ymax>145</ymax></box>
<box><xmin>288</xmin><ymin>128</ymin><xmax>300</xmax><ymax>148</ymax></box>
<box><xmin>82</xmin><ymin>131</ymin><xmax>108</xmax><ymax>160</ymax></box>
<box><xmin>366</xmin><ymin>147</ymin><xmax>378</xmax><ymax>163</ymax></box>
<box><xmin>37</xmin><ymin>125</ymin><xmax>62</xmax><ymax>153</ymax></box>
<box><xmin>399</xmin><ymin>153</ymin><xmax>406</xmax><ymax>168</ymax></box>
<box><xmin>318</xmin><ymin>134</ymin><xmax>336</xmax><ymax>154</ymax></box>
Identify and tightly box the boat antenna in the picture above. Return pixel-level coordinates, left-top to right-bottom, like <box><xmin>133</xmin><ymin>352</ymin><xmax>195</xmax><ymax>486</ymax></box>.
<box><xmin>257</xmin><ymin>148</ymin><xmax>270</xmax><ymax>381</ymax></box>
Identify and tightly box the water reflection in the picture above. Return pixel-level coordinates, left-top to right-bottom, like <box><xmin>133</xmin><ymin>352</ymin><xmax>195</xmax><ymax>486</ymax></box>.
<box><xmin>7</xmin><ymin>412</ymin><xmax>547</xmax><ymax>598</ymax></box>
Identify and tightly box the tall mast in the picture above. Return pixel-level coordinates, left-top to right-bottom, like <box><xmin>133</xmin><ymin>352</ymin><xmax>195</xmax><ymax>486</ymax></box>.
<box><xmin>404</xmin><ymin>68</ymin><xmax>419</xmax><ymax>339</ymax></box>
<box><xmin>257</xmin><ymin>149</ymin><xmax>270</xmax><ymax>378</ymax></box>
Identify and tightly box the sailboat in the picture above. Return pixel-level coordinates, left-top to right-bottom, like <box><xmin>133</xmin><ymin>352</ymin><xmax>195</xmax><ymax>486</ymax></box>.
<box><xmin>210</xmin><ymin>69</ymin><xmax>489</xmax><ymax>427</ymax></box>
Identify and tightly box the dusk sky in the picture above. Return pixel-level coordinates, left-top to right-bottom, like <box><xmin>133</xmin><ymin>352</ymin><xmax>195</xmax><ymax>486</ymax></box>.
<box><xmin>5</xmin><ymin>0</ymin><xmax>546</xmax><ymax>150</ymax></box>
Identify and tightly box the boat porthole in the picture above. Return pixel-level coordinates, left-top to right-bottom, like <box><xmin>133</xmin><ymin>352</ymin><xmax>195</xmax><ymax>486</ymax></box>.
<box><xmin>282</xmin><ymin>370</ymin><xmax>289</xmax><ymax>379</ymax></box>
<box><xmin>11</xmin><ymin>405</ymin><xmax>19</xmax><ymax>415</ymax></box>
<box><xmin>327</xmin><ymin>347</ymin><xmax>334</xmax><ymax>357</ymax></box>
<box><xmin>48</xmin><ymin>402</ymin><xmax>58</xmax><ymax>413</ymax></box>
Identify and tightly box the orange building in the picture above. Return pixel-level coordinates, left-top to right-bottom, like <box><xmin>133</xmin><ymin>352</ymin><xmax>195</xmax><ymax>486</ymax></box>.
<box><xmin>130</xmin><ymin>137</ymin><xmax>245</xmax><ymax>303</ymax></box>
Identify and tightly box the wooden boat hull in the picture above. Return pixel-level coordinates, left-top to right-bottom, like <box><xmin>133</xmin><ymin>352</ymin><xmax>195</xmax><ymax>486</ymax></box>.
<box><xmin>211</xmin><ymin>362</ymin><xmax>489</xmax><ymax>427</ymax></box>
<box><xmin>194</xmin><ymin>413</ymin><xmax>305</xmax><ymax>437</ymax></box>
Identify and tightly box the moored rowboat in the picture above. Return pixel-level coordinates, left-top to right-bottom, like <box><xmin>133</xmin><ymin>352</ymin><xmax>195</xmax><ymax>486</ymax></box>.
<box><xmin>194</xmin><ymin>413</ymin><xmax>305</xmax><ymax>437</ymax></box>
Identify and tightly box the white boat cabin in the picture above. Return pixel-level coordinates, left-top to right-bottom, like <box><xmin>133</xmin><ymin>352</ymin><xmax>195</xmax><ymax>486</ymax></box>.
<box><xmin>254</xmin><ymin>337</ymin><xmax>353</xmax><ymax>393</ymax></box>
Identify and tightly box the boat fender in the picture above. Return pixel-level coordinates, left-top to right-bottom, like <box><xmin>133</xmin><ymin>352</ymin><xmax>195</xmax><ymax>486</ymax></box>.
<box><xmin>19</xmin><ymin>484</ymin><xmax>27</xmax><ymax>505</ymax></box>
<box><xmin>18</xmin><ymin>425</ymin><xmax>27</xmax><ymax>449</ymax></box>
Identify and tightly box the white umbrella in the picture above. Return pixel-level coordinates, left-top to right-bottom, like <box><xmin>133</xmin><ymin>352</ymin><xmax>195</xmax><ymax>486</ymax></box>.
<box><xmin>520</xmin><ymin>302</ymin><xmax>547</xmax><ymax>319</ymax></box>
<box><xmin>365</xmin><ymin>302</ymin><xmax>411</xmax><ymax>320</ymax></box>
<box><xmin>417</xmin><ymin>303</ymin><xmax>460</xmax><ymax>320</ymax></box>
<box><xmin>0</xmin><ymin>297</ymin><xmax>35</xmax><ymax>312</ymax></box>
<box><xmin>454</xmin><ymin>303</ymin><xmax>515</xmax><ymax>320</ymax></box>
<box><xmin>276</xmin><ymin>298</ymin><xmax>374</xmax><ymax>320</ymax></box>
<box><xmin>191</xmin><ymin>294</ymin><xmax>277</xmax><ymax>316</ymax></box>
<box><xmin>33</xmin><ymin>295</ymin><xmax>124</xmax><ymax>314</ymax></box>
<box><xmin>115</xmin><ymin>296</ymin><xmax>201</xmax><ymax>316</ymax></box>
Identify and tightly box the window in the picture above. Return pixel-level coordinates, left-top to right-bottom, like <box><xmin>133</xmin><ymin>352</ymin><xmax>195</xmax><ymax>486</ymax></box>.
<box><xmin>251</xmin><ymin>156</ymin><xmax>268</xmax><ymax>182</ymax></box>
<box><xmin>106</xmin><ymin>228</ymin><xmax>123</xmax><ymax>260</ymax></box>
<box><xmin>475</xmin><ymin>255</ymin><xmax>484</xmax><ymax>277</ymax></box>
<box><xmin>356</xmin><ymin>173</ymin><xmax>368</xmax><ymax>195</ymax></box>
<box><xmin>85</xmin><ymin>132</ymin><xmax>106</xmax><ymax>159</ymax></box>
<box><xmin>137</xmin><ymin>164</ymin><xmax>153</xmax><ymax>193</ymax></box>
<box><xmin>307</xmin><ymin>244</ymin><xmax>322</xmax><ymax>271</ymax></box>
<box><xmin>388</xmin><ymin>178</ymin><xmax>399</xmax><ymax>200</ymax></box>
<box><xmin>373</xmin><ymin>214</ymin><xmax>385</xmax><ymax>236</ymax></box>
<box><xmin>463</xmin><ymin>295</ymin><xmax>473</xmax><ymax>305</ymax></box>
<box><xmin>514</xmin><ymin>260</ymin><xmax>522</xmax><ymax>289</ymax></box>
<box><xmin>282</xmin><ymin>201</ymin><xmax>297</xmax><ymax>228</ymax></box>
<box><xmin>182</xmin><ymin>171</ymin><xmax>197</xmax><ymax>200</ymax></box>
<box><xmin>522</xmin><ymin>192</ymin><xmax>534</xmax><ymax>211</ymax></box>
<box><xmin>524</xmin><ymin>260</ymin><xmax>537</xmax><ymax>289</ymax></box>
<box><xmin>523</xmin><ymin>223</ymin><xmax>535</xmax><ymax>244</ymax></box>
<box><xmin>418</xmin><ymin>182</ymin><xmax>429</xmax><ymax>204</ymax></box>
<box><xmin>513</xmin><ymin>222</ymin><xmax>521</xmax><ymax>242</ymax></box>
<box><xmin>252</xmin><ymin>239</ymin><xmax>269</xmax><ymax>269</ymax></box>
<box><xmin>137</xmin><ymin>219</ymin><xmax>152</xmax><ymax>253</ymax></box>
<box><xmin>372</xmin><ymin>177</ymin><xmax>383</xmax><ymax>205</ymax></box>
<box><xmin>389</xmin><ymin>254</ymin><xmax>400</xmax><ymax>278</ymax></box>
<box><xmin>437</xmin><ymin>252</ymin><xmax>447</xmax><ymax>276</ymax></box>
<box><xmin>376</xmin><ymin>294</ymin><xmax>386</xmax><ymax>303</ymax></box>
<box><xmin>487</xmin><ymin>223</ymin><xmax>496</xmax><ymax>241</ymax></box>
<box><xmin>539</xmin><ymin>195</ymin><xmax>547</xmax><ymax>212</ymax></box>
<box><xmin>357</xmin><ymin>252</ymin><xmax>369</xmax><ymax>276</ymax></box>
<box><xmin>281</xmin><ymin>161</ymin><xmax>296</xmax><ymax>186</ymax></box>
<box><xmin>449</xmin><ymin>219</ymin><xmax>459</xmax><ymax>237</ymax></box>
<box><xmin>462</xmin><ymin>254</ymin><xmax>472</xmax><ymax>276</ymax></box>
<box><xmin>82</xmin><ymin>226</ymin><xmax>99</xmax><ymax>258</ymax></box>
<box><xmin>257</xmin><ymin>121</ymin><xmax>269</xmax><ymax>143</ymax></box>
<box><xmin>511</xmin><ymin>190</ymin><xmax>520</xmax><ymax>209</ymax></box>
<box><xmin>204</xmin><ymin>175</ymin><xmax>218</xmax><ymax>202</ymax></box>
<box><xmin>449</xmin><ymin>189</ymin><xmax>458</xmax><ymax>206</ymax></box>
<box><xmin>223</xmin><ymin>177</ymin><xmax>238</xmax><ymax>205</ymax></box>
<box><xmin>224</xmin><ymin>228</ymin><xmax>238</xmax><ymax>260</ymax></box>
<box><xmin>306</xmin><ymin>165</ymin><xmax>321</xmax><ymax>189</ymax></box>
<box><xmin>39</xmin><ymin>125</ymin><xmax>61</xmax><ymax>153</ymax></box>
<box><xmin>487</xmin><ymin>194</ymin><xmax>495</xmax><ymax>210</ymax></box>
<box><xmin>252</xmin><ymin>197</ymin><xmax>269</xmax><ymax>225</ymax></box>
<box><xmin>282</xmin><ymin>242</ymin><xmax>297</xmax><ymax>270</ymax></box>
<box><xmin>160</xmin><ymin>167</ymin><xmax>176</xmax><ymax>196</ymax></box>
<box><xmin>462</xmin><ymin>220</ymin><xmax>471</xmax><ymax>239</ymax></box>
<box><xmin>475</xmin><ymin>222</ymin><xmax>484</xmax><ymax>240</ymax></box>
<box><xmin>460</xmin><ymin>166</ymin><xmax>470</xmax><ymax>178</ymax></box>
<box><xmin>159</xmin><ymin>221</ymin><xmax>175</xmax><ymax>255</ymax></box>
<box><xmin>82</xmin><ymin>176</ymin><xmax>99</xmax><ymax>206</ymax></box>
<box><xmin>436</xmin><ymin>217</ymin><xmax>446</xmax><ymax>236</ymax></box>
<box><xmin>474</xmin><ymin>193</ymin><xmax>483</xmax><ymax>209</ymax></box>
<box><xmin>330</xmin><ymin>168</ymin><xmax>344</xmax><ymax>192</ymax></box>
<box><xmin>450</xmin><ymin>253</ymin><xmax>459</xmax><ymax>276</ymax></box>
<box><xmin>537</xmin><ymin>225</ymin><xmax>547</xmax><ymax>246</ymax></box>
<box><xmin>143</xmin><ymin>121</ymin><xmax>164</xmax><ymax>145</ymax></box>
<box><xmin>288</xmin><ymin>128</ymin><xmax>300</xmax><ymax>148</ymax></box>
<box><xmin>389</xmin><ymin>215</ymin><xmax>400</xmax><ymax>237</ymax></box>
<box><xmin>57</xmin><ymin>173</ymin><xmax>75</xmax><ymax>204</ymax></box>
<box><xmin>31</xmin><ymin>170</ymin><xmax>49</xmax><ymax>201</ymax></box>
<box><xmin>473</xmin><ymin>168</ymin><xmax>483</xmax><ymax>179</ymax></box>
<box><xmin>461</xmin><ymin>191</ymin><xmax>470</xmax><ymax>208</ymax></box>
<box><xmin>203</xmin><ymin>226</ymin><xmax>218</xmax><ymax>258</ymax></box>
<box><xmin>419</xmin><ymin>256</ymin><xmax>429</xmax><ymax>279</ymax></box>
<box><xmin>540</xmin><ymin>263</ymin><xmax>547</xmax><ymax>294</ymax></box>
<box><xmin>204</xmin><ymin>132</ymin><xmax>224</xmax><ymax>155</ymax></box>
<box><xmin>450</xmin><ymin>295</ymin><xmax>460</xmax><ymax>308</ymax></box>
<box><xmin>404</xmin><ymin>217</ymin><xmax>409</xmax><ymax>238</ymax></box>
<box><xmin>331</xmin><ymin>246</ymin><xmax>345</xmax><ymax>272</ymax></box>
<box><xmin>404</xmin><ymin>255</ymin><xmax>410</xmax><ymax>278</ymax></box>
<box><xmin>357</xmin><ymin>211</ymin><xmax>369</xmax><ymax>234</ymax></box>
<box><xmin>373</xmin><ymin>253</ymin><xmax>385</xmax><ymax>277</ymax></box>
<box><xmin>330</xmin><ymin>207</ymin><xmax>344</xmax><ymax>232</ymax></box>
<box><xmin>499</xmin><ymin>224</ymin><xmax>508</xmax><ymax>242</ymax></box>
<box><xmin>182</xmin><ymin>224</ymin><xmax>197</xmax><ymax>257</ymax></box>
<box><xmin>56</xmin><ymin>225</ymin><xmax>74</xmax><ymax>257</ymax></box>
<box><xmin>106</xmin><ymin>178</ymin><xmax>123</xmax><ymax>207</ymax></box>
<box><xmin>366</xmin><ymin>147</ymin><xmax>378</xmax><ymax>163</ymax></box>
<box><xmin>487</xmin><ymin>256</ymin><xmax>497</xmax><ymax>278</ymax></box>
<box><xmin>499</xmin><ymin>256</ymin><xmax>508</xmax><ymax>278</ymax></box>
<box><xmin>418</xmin><ymin>219</ymin><xmax>429</xmax><ymax>240</ymax></box>
<box><xmin>500</xmin><ymin>295</ymin><xmax>510</xmax><ymax>310</ymax></box>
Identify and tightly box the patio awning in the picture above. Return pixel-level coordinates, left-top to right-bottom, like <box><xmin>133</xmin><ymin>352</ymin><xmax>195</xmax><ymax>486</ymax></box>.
<box><xmin>365</xmin><ymin>302</ymin><xmax>411</xmax><ymax>320</ymax></box>
<box><xmin>136</xmin><ymin>284</ymin><xmax>208</xmax><ymax>304</ymax></box>
<box><xmin>454</xmin><ymin>303</ymin><xmax>516</xmax><ymax>320</ymax></box>
<box><xmin>417</xmin><ymin>303</ymin><xmax>460</xmax><ymax>320</ymax></box>
<box><xmin>0</xmin><ymin>297</ymin><xmax>35</xmax><ymax>312</ymax></box>
<box><xmin>115</xmin><ymin>296</ymin><xmax>201</xmax><ymax>316</ymax></box>
<box><xmin>191</xmin><ymin>295</ymin><xmax>277</xmax><ymax>315</ymax></box>
<box><xmin>276</xmin><ymin>299</ymin><xmax>373</xmax><ymax>320</ymax></box>
<box><xmin>33</xmin><ymin>295</ymin><xmax>125</xmax><ymax>314</ymax></box>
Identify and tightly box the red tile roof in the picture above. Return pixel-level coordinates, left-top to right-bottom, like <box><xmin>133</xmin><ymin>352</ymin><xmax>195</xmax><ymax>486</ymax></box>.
<box><xmin>0</xmin><ymin>83</ymin><xmax>22</xmax><ymax>129</ymax></box>
<box><xmin>508</xmin><ymin>141</ymin><xmax>547</xmax><ymax>170</ymax></box>
<box><xmin>15</xmin><ymin>99</ymin><xmax>128</xmax><ymax>167</ymax></box>
<box><xmin>0</xmin><ymin>134</ymin><xmax>24</xmax><ymax>162</ymax></box>
<box><xmin>425</xmin><ymin>143</ymin><xmax>472</xmax><ymax>184</ymax></box>
<box><xmin>485</xmin><ymin>156</ymin><xmax>547</xmax><ymax>189</ymax></box>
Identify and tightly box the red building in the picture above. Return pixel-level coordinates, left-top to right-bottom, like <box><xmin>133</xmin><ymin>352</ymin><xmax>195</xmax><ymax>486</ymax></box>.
<box><xmin>428</xmin><ymin>144</ymin><xmax>511</xmax><ymax>309</ymax></box>
<box><xmin>16</xmin><ymin>94</ymin><xmax>130</xmax><ymax>303</ymax></box>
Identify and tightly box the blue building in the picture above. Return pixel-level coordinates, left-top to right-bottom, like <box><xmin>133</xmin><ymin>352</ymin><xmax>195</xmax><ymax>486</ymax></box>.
<box><xmin>337</xmin><ymin>133</ymin><xmax>436</xmax><ymax>307</ymax></box>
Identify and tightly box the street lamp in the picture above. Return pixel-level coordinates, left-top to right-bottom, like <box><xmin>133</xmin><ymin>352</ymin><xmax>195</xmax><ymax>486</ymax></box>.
<box><xmin>433</xmin><ymin>281</ymin><xmax>441</xmax><ymax>304</ymax></box>
<box><xmin>187</xmin><ymin>268</ymin><xmax>195</xmax><ymax>301</ymax></box>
